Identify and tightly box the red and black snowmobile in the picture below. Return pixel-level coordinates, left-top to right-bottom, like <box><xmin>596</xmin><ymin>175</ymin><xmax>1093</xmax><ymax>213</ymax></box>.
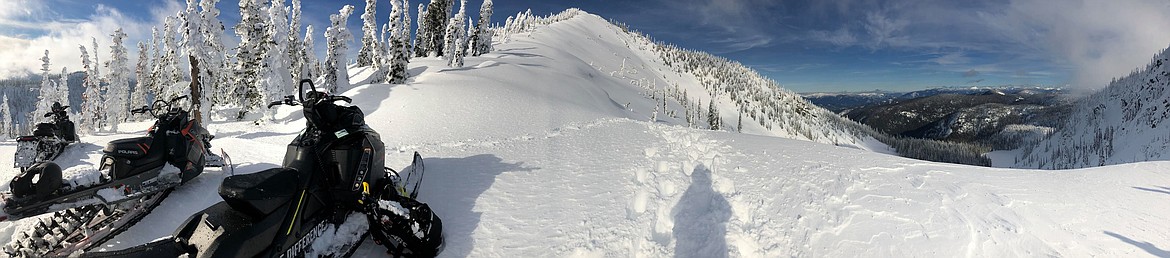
<box><xmin>2</xmin><ymin>95</ymin><xmax>223</xmax><ymax>257</ymax></box>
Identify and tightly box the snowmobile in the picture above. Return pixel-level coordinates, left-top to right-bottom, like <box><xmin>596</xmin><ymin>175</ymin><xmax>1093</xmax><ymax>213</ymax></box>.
<box><xmin>13</xmin><ymin>102</ymin><xmax>77</xmax><ymax>172</ymax></box>
<box><xmin>78</xmin><ymin>79</ymin><xmax>443</xmax><ymax>258</ymax></box>
<box><xmin>1</xmin><ymin>95</ymin><xmax>221</xmax><ymax>257</ymax></box>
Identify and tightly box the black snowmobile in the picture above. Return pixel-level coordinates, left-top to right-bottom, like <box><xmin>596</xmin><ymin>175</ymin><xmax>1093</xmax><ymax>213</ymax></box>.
<box><xmin>13</xmin><ymin>102</ymin><xmax>77</xmax><ymax>172</ymax></box>
<box><xmin>2</xmin><ymin>95</ymin><xmax>220</xmax><ymax>257</ymax></box>
<box><xmin>80</xmin><ymin>79</ymin><xmax>443</xmax><ymax>258</ymax></box>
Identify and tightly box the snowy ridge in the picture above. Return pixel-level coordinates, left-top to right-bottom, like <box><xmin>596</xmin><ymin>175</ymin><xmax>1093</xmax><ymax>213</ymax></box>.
<box><xmin>0</xmin><ymin>9</ymin><xmax>1166</xmax><ymax>258</ymax></box>
<box><xmin>1012</xmin><ymin>46</ymin><xmax>1170</xmax><ymax>169</ymax></box>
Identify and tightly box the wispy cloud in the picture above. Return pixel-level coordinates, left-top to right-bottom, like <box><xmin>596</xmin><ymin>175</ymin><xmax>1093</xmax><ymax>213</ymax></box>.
<box><xmin>963</xmin><ymin>69</ymin><xmax>979</xmax><ymax>77</ymax></box>
<box><xmin>0</xmin><ymin>1</ymin><xmax>180</xmax><ymax>79</ymax></box>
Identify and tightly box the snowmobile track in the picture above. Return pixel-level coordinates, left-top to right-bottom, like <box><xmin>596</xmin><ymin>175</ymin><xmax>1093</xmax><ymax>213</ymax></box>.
<box><xmin>3</xmin><ymin>189</ymin><xmax>173</xmax><ymax>257</ymax></box>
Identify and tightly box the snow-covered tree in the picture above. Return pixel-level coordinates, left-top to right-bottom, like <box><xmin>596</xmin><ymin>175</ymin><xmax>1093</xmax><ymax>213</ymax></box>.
<box><xmin>357</xmin><ymin>0</ymin><xmax>378</xmax><ymax>67</ymax></box>
<box><xmin>258</xmin><ymin>0</ymin><xmax>292</xmax><ymax>120</ymax></box>
<box><xmin>105</xmin><ymin>28</ymin><xmax>131</xmax><ymax>132</ymax></box>
<box><xmin>471</xmin><ymin>0</ymin><xmax>493</xmax><ymax>56</ymax></box>
<box><xmin>0</xmin><ymin>95</ymin><xmax>11</xmax><ymax>139</ymax></box>
<box><xmin>232</xmin><ymin>0</ymin><xmax>267</xmax><ymax>119</ymax></box>
<box><xmin>707</xmin><ymin>98</ymin><xmax>720</xmax><ymax>130</ymax></box>
<box><xmin>79</xmin><ymin>45</ymin><xmax>104</xmax><ymax>133</ymax></box>
<box><xmin>33</xmin><ymin>50</ymin><xmax>58</xmax><ymax>125</ymax></box>
<box><xmin>133</xmin><ymin>41</ymin><xmax>151</xmax><ymax>112</ymax></box>
<box><xmin>323</xmin><ymin>5</ymin><xmax>355</xmax><ymax>93</ymax></box>
<box><xmin>148</xmin><ymin>26</ymin><xmax>164</xmax><ymax>99</ymax></box>
<box><xmin>386</xmin><ymin>0</ymin><xmax>411</xmax><ymax>83</ymax></box>
<box><xmin>57</xmin><ymin>66</ymin><xmax>70</xmax><ymax>115</ymax></box>
<box><xmin>158</xmin><ymin>16</ymin><xmax>182</xmax><ymax>97</ymax></box>
<box><xmin>289</xmin><ymin>0</ymin><xmax>305</xmax><ymax>83</ymax></box>
<box><xmin>413</xmin><ymin>3</ymin><xmax>427</xmax><ymax>57</ymax></box>
<box><xmin>417</xmin><ymin>0</ymin><xmax>452</xmax><ymax>57</ymax></box>
<box><xmin>443</xmin><ymin>0</ymin><xmax>467</xmax><ymax>67</ymax></box>
<box><xmin>199</xmin><ymin>0</ymin><xmax>228</xmax><ymax>122</ymax></box>
<box><xmin>302</xmin><ymin>25</ymin><xmax>319</xmax><ymax>82</ymax></box>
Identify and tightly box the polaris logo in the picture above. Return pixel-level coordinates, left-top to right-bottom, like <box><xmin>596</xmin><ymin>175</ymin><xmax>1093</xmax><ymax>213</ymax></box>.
<box><xmin>117</xmin><ymin>149</ymin><xmax>139</xmax><ymax>155</ymax></box>
<box><xmin>282</xmin><ymin>222</ymin><xmax>329</xmax><ymax>258</ymax></box>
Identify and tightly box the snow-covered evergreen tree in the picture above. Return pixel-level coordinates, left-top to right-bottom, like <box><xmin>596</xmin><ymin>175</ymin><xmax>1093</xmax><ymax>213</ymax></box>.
<box><xmin>302</xmin><ymin>25</ymin><xmax>319</xmax><ymax>82</ymax></box>
<box><xmin>357</xmin><ymin>0</ymin><xmax>378</xmax><ymax>67</ymax></box>
<box><xmin>34</xmin><ymin>50</ymin><xmax>58</xmax><ymax>124</ymax></box>
<box><xmin>418</xmin><ymin>0</ymin><xmax>452</xmax><ymax>57</ymax></box>
<box><xmin>79</xmin><ymin>45</ymin><xmax>104</xmax><ymax>133</ymax></box>
<box><xmin>148</xmin><ymin>26</ymin><xmax>164</xmax><ymax>99</ymax></box>
<box><xmin>232</xmin><ymin>0</ymin><xmax>267</xmax><ymax>119</ymax></box>
<box><xmin>105</xmin><ymin>28</ymin><xmax>131</xmax><ymax>132</ymax></box>
<box><xmin>159</xmin><ymin>16</ymin><xmax>182</xmax><ymax>97</ymax></box>
<box><xmin>199</xmin><ymin>0</ymin><xmax>227</xmax><ymax>121</ymax></box>
<box><xmin>289</xmin><ymin>0</ymin><xmax>306</xmax><ymax>83</ymax></box>
<box><xmin>57</xmin><ymin>66</ymin><xmax>70</xmax><ymax>116</ymax></box>
<box><xmin>133</xmin><ymin>41</ymin><xmax>150</xmax><ymax>112</ymax></box>
<box><xmin>323</xmin><ymin>5</ymin><xmax>355</xmax><ymax>93</ymax></box>
<box><xmin>386</xmin><ymin>0</ymin><xmax>411</xmax><ymax>83</ymax></box>
<box><xmin>443</xmin><ymin>0</ymin><xmax>467</xmax><ymax>67</ymax></box>
<box><xmin>413</xmin><ymin>3</ymin><xmax>427</xmax><ymax>57</ymax></box>
<box><xmin>707</xmin><ymin>98</ymin><xmax>720</xmax><ymax>130</ymax></box>
<box><xmin>258</xmin><ymin>0</ymin><xmax>292</xmax><ymax>120</ymax></box>
<box><xmin>0</xmin><ymin>95</ymin><xmax>10</xmax><ymax>139</ymax></box>
<box><xmin>471</xmin><ymin>0</ymin><xmax>493</xmax><ymax>56</ymax></box>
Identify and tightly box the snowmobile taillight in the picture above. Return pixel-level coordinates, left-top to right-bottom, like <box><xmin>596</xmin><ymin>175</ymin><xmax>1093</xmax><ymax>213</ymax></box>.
<box><xmin>17</xmin><ymin>136</ymin><xmax>35</xmax><ymax>141</ymax></box>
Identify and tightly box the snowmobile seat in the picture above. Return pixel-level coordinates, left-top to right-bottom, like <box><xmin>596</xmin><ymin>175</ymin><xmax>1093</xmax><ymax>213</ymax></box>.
<box><xmin>33</xmin><ymin>123</ymin><xmax>55</xmax><ymax>137</ymax></box>
<box><xmin>219</xmin><ymin>167</ymin><xmax>301</xmax><ymax>220</ymax></box>
<box><xmin>103</xmin><ymin>136</ymin><xmax>154</xmax><ymax>159</ymax></box>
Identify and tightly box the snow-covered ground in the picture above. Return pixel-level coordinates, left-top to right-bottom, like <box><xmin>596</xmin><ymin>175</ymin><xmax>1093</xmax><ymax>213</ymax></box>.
<box><xmin>0</xmin><ymin>11</ymin><xmax>1168</xmax><ymax>257</ymax></box>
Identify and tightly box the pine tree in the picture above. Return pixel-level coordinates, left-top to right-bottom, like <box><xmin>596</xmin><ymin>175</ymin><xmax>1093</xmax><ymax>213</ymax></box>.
<box><xmin>58</xmin><ymin>66</ymin><xmax>71</xmax><ymax>115</ymax></box>
<box><xmin>232</xmin><ymin>0</ymin><xmax>267</xmax><ymax>119</ymax></box>
<box><xmin>200</xmin><ymin>0</ymin><xmax>227</xmax><ymax>120</ymax></box>
<box><xmin>259</xmin><ymin>0</ymin><xmax>292</xmax><ymax>120</ymax></box>
<box><xmin>707</xmin><ymin>98</ymin><xmax>720</xmax><ymax>130</ymax></box>
<box><xmin>386</xmin><ymin>0</ymin><xmax>411</xmax><ymax>84</ymax></box>
<box><xmin>443</xmin><ymin>0</ymin><xmax>467</xmax><ymax>67</ymax></box>
<box><xmin>737</xmin><ymin>111</ymin><xmax>743</xmax><ymax>133</ymax></box>
<box><xmin>357</xmin><ymin>0</ymin><xmax>378</xmax><ymax>67</ymax></box>
<box><xmin>79</xmin><ymin>45</ymin><xmax>104</xmax><ymax>133</ymax></box>
<box><xmin>105</xmin><ymin>28</ymin><xmax>131</xmax><ymax>132</ymax></box>
<box><xmin>0</xmin><ymin>95</ymin><xmax>11</xmax><ymax>139</ymax></box>
<box><xmin>34</xmin><ymin>50</ymin><xmax>58</xmax><ymax>125</ymax></box>
<box><xmin>159</xmin><ymin>16</ymin><xmax>181</xmax><ymax>98</ymax></box>
<box><xmin>148</xmin><ymin>26</ymin><xmax>164</xmax><ymax>99</ymax></box>
<box><xmin>418</xmin><ymin>0</ymin><xmax>452</xmax><ymax>57</ymax></box>
<box><xmin>289</xmin><ymin>0</ymin><xmax>306</xmax><ymax>84</ymax></box>
<box><xmin>413</xmin><ymin>3</ymin><xmax>428</xmax><ymax>57</ymax></box>
<box><xmin>133</xmin><ymin>41</ymin><xmax>151</xmax><ymax>112</ymax></box>
<box><xmin>323</xmin><ymin>5</ymin><xmax>356</xmax><ymax>93</ymax></box>
<box><xmin>471</xmin><ymin>0</ymin><xmax>493</xmax><ymax>56</ymax></box>
<box><xmin>303</xmin><ymin>25</ymin><xmax>319</xmax><ymax>81</ymax></box>
<box><xmin>183</xmin><ymin>0</ymin><xmax>209</xmax><ymax>123</ymax></box>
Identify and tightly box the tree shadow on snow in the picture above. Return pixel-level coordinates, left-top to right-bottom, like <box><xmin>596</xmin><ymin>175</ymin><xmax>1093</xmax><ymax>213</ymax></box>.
<box><xmin>672</xmin><ymin>165</ymin><xmax>731</xmax><ymax>258</ymax></box>
<box><xmin>417</xmin><ymin>154</ymin><xmax>538</xmax><ymax>258</ymax></box>
<box><xmin>1104</xmin><ymin>231</ymin><xmax>1170</xmax><ymax>257</ymax></box>
<box><xmin>1132</xmin><ymin>186</ymin><xmax>1170</xmax><ymax>196</ymax></box>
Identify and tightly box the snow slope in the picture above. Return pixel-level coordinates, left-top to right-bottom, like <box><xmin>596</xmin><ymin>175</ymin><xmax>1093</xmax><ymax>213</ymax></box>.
<box><xmin>0</xmin><ymin>10</ymin><xmax>1167</xmax><ymax>258</ymax></box>
<box><xmin>1011</xmin><ymin>46</ymin><xmax>1170</xmax><ymax>169</ymax></box>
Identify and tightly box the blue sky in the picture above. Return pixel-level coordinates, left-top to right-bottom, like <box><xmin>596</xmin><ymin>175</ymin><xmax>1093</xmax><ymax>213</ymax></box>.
<box><xmin>2</xmin><ymin>0</ymin><xmax>1170</xmax><ymax>92</ymax></box>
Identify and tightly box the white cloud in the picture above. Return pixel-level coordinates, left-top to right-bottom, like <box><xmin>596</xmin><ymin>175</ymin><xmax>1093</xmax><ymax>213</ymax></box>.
<box><xmin>0</xmin><ymin>1</ymin><xmax>182</xmax><ymax>79</ymax></box>
<box><xmin>810</xmin><ymin>27</ymin><xmax>856</xmax><ymax>47</ymax></box>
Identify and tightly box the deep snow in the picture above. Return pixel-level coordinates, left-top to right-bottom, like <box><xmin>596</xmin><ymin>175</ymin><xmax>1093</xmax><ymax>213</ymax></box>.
<box><xmin>0</xmin><ymin>11</ymin><xmax>1166</xmax><ymax>258</ymax></box>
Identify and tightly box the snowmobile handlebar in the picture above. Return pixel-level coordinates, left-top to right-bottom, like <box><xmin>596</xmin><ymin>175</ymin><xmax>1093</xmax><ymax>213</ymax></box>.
<box><xmin>268</xmin><ymin>95</ymin><xmax>300</xmax><ymax>108</ymax></box>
